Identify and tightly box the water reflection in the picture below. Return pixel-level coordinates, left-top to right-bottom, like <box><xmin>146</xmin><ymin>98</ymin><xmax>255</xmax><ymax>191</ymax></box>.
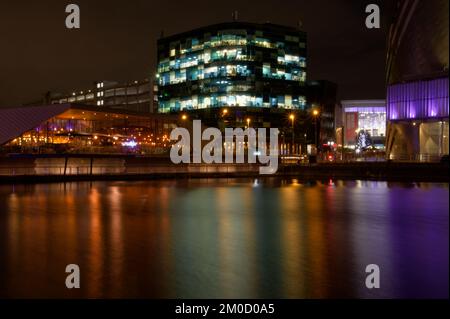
<box><xmin>0</xmin><ymin>179</ymin><xmax>448</xmax><ymax>298</ymax></box>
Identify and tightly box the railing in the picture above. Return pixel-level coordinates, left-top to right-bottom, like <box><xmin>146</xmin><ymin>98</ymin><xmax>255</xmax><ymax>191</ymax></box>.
<box><xmin>0</xmin><ymin>163</ymin><xmax>260</xmax><ymax>176</ymax></box>
<box><xmin>1</xmin><ymin>154</ymin><xmax>447</xmax><ymax>177</ymax></box>
<box><xmin>0</xmin><ymin>167</ymin><xmax>36</xmax><ymax>176</ymax></box>
<box><xmin>388</xmin><ymin>153</ymin><xmax>444</xmax><ymax>162</ymax></box>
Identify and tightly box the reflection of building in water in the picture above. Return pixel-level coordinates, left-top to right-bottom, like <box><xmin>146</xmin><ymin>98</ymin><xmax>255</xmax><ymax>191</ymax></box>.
<box><xmin>337</xmin><ymin>100</ymin><xmax>386</xmax><ymax>149</ymax></box>
<box><xmin>0</xmin><ymin>104</ymin><xmax>178</xmax><ymax>155</ymax></box>
<box><xmin>385</xmin><ymin>0</ymin><xmax>449</xmax><ymax>161</ymax></box>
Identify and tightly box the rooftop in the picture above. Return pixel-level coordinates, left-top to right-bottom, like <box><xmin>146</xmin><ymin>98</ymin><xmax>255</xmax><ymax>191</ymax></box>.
<box><xmin>158</xmin><ymin>21</ymin><xmax>305</xmax><ymax>43</ymax></box>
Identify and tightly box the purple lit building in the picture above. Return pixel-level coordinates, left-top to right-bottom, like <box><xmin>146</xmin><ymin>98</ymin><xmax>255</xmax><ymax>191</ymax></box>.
<box><xmin>385</xmin><ymin>0</ymin><xmax>449</xmax><ymax>161</ymax></box>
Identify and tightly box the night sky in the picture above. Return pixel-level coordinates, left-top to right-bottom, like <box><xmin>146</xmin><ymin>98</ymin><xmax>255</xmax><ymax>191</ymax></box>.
<box><xmin>0</xmin><ymin>0</ymin><xmax>394</xmax><ymax>107</ymax></box>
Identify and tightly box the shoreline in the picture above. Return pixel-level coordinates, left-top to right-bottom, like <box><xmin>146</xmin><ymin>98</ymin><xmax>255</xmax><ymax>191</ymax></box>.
<box><xmin>1</xmin><ymin>162</ymin><xmax>448</xmax><ymax>184</ymax></box>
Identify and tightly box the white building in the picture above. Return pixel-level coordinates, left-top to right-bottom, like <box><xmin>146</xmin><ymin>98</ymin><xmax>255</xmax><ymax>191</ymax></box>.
<box><xmin>337</xmin><ymin>100</ymin><xmax>386</xmax><ymax>149</ymax></box>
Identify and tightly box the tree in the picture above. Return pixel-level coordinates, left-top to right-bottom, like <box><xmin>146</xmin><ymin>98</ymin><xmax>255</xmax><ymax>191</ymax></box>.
<box><xmin>355</xmin><ymin>130</ymin><xmax>373</xmax><ymax>151</ymax></box>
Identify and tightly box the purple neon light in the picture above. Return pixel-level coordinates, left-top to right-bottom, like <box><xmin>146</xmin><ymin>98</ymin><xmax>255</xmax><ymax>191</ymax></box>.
<box><xmin>387</xmin><ymin>77</ymin><xmax>449</xmax><ymax>120</ymax></box>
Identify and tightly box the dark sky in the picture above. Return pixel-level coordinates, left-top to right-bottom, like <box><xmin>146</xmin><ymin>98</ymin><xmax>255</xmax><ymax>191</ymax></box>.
<box><xmin>0</xmin><ymin>0</ymin><xmax>394</xmax><ymax>107</ymax></box>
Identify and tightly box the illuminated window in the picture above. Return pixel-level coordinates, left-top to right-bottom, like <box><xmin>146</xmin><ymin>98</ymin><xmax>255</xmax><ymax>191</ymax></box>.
<box><xmin>254</xmin><ymin>37</ymin><xmax>275</xmax><ymax>48</ymax></box>
<box><xmin>203</xmin><ymin>50</ymin><xmax>211</xmax><ymax>63</ymax></box>
<box><xmin>263</xmin><ymin>63</ymin><xmax>271</xmax><ymax>77</ymax></box>
<box><xmin>299</xmin><ymin>57</ymin><xmax>306</xmax><ymax>67</ymax></box>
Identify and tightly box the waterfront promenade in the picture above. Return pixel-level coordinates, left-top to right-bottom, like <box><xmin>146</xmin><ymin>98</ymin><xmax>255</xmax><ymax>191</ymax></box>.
<box><xmin>0</xmin><ymin>154</ymin><xmax>448</xmax><ymax>183</ymax></box>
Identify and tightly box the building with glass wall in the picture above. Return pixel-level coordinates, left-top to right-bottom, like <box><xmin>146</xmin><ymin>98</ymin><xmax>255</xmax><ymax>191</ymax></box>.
<box><xmin>154</xmin><ymin>21</ymin><xmax>310</xmax><ymax>155</ymax></box>
<box><xmin>155</xmin><ymin>22</ymin><xmax>307</xmax><ymax>113</ymax></box>
<box><xmin>385</xmin><ymin>0</ymin><xmax>449</xmax><ymax>161</ymax></box>
<box><xmin>0</xmin><ymin>104</ymin><xmax>177</xmax><ymax>155</ymax></box>
<box><xmin>338</xmin><ymin>100</ymin><xmax>386</xmax><ymax>149</ymax></box>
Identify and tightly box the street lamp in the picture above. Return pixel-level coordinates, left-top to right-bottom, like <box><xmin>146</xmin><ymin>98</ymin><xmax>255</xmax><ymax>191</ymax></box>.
<box><xmin>303</xmin><ymin>133</ymin><xmax>307</xmax><ymax>155</ymax></box>
<box><xmin>222</xmin><ymin>108</ymin><xmax>228</xmax><ymax>116</ymax></box>
<box><xmin>312</xmin><ymin>109</ymin><xmax>320</xmax><ymax>147</ymax></box>
<box><xmin>289</xmin><ymin>114</ymin><xmax>295</xmax><ymax>154</ymax></box>
<box><xmin>181</xmin><ymin>114</ymin><xmax>187</xmax><ymax>120</ymax></box>
<box><xmin>246</xmin><ymin>117</ymin><xmax>250</xmax><ymax>128</ymax></box>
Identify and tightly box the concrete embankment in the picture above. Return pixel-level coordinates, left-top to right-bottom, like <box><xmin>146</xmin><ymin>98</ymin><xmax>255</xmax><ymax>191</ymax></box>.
<box><xmin>0</xmin><ymin>154</ymin><xmax>448</xmax><ymax>183</ymax></box>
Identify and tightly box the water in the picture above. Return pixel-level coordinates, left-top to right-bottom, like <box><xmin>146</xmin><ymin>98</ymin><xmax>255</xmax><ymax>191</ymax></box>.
<box><xmin>0</xmin><ymin>179</ymin><xmax>448</xmax><ymax>298</ymax></box>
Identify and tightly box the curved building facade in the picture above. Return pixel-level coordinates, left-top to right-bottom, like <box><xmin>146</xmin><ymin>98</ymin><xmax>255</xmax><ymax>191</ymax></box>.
<box><xmin>386</xmin><ymin>0</ymin><xmax>449</xmax><ymax>161</ymax></box>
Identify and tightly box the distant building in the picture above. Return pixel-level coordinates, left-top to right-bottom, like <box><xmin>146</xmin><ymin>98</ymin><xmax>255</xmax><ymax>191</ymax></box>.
<box><xmin>386</xmin><ymin>0</ymin><xmax>449</xmax><ymax>161</ymax></box>
<box><xmin>32</xmin><ymin>79</ymin><xmax>154</xmax><ymax>114</ymax></box>
<box><xmin>338</xmin><ymin>100</ymin><xmax>386</xmax><ymax>149</ymax></box>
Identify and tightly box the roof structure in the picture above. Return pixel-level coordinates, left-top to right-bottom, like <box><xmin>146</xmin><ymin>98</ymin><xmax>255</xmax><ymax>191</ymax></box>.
<box><xmin>0</xmin><ymin>104</ymin><xmax>71</xmax><ymax>145</ymax></box>
<box><xmin>0</xmin><ymin>104</ymin><xmax>177</xmax><ymax>146</ymax></box>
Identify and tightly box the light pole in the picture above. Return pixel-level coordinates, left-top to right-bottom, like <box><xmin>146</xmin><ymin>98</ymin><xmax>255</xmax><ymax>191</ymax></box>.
<box><xmin>313</xmin><ymin>109</ymin><xmax>319</xmax><ymax>147</ymax></box>
<box><xmin>246</xmin><ymin>117</ymin><xmax>250</xmax><ymax>128</ymax></box>
<box><xmin>303</xmin><ymin>133</ymin><xmax>307</xmax><ymax>155</ymax></box>
<box><xmin>289</xmin><ymin>114</ymin><xmax>295</xmax><ymax>154</ymax></box>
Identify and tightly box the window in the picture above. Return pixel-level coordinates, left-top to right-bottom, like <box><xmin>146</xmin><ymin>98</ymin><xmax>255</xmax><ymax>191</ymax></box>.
<box><xmin>285</xmin><ymin>35</ymin><xmax>299</xmax><ymax>42</ymax></box>
<box><xmin>263</xmin><ymin>63</ymin><xmax>271</xmax><ymax>77</ymax></box>
<box><xmin>254</xmin><ymin>37</ymin><xmax>275</xmax><ymax>48</ymax></box>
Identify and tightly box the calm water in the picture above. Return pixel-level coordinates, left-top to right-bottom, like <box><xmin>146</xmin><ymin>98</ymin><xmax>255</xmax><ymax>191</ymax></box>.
<box><xmin>0</xmin><ymin>179</ymin><xmax>448</xmax><ymax>298</ymax></box>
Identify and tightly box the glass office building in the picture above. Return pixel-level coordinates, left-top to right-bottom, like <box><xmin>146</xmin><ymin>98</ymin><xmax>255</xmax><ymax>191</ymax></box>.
<box><xmin>155</xmin><ymin>22</ymin><xmax>307</xmax><ymax>113</ymax></box>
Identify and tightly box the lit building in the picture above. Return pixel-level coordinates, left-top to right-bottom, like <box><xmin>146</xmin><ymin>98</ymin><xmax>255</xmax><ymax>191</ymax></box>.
<box><xmin>28</xmin><ymin>79</ymin><xmax>154</xmax><ymax>114</ymax></box>
<box><xmin>153</xmin><ymin>21</ymin><xmax>311</xmax><ymax>155</ymax></box>
<box><xmin>155</xmin><ymin>21</ymin><xmax>307</xmax><ymax>113</ymax></box>
<box><xmin>0</xmin><ymin>104</ymin><xmax>177</xmax><ymax>154</ymax></box>
<box><xmin>385</xmin><ymin>0</ymin><xmax>449</xmax><ymax>161</ymax></box>
<box><xmin>338</xmin><ymin>100</ymin><xmax>386</xmax><ymax>149</ymax></box>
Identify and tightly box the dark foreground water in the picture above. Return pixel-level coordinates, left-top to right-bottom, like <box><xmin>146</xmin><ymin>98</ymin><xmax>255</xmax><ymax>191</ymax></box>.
<box><xmin>0</xmin><ymin>179</ymin><xmax>448</xmax><ymax>298</ymax></box>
